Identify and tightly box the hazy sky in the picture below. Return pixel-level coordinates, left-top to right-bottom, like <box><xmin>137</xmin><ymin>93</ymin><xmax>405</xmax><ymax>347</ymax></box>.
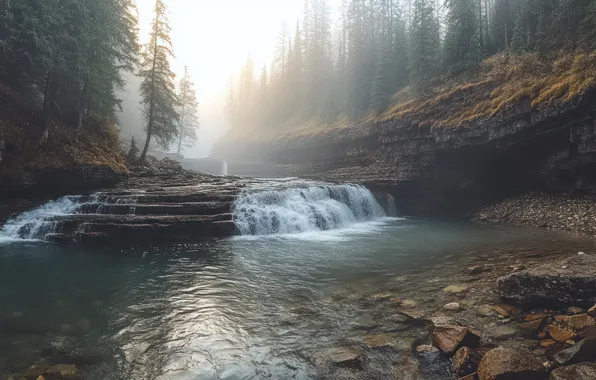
<box><xmin>135</xmin><ymin>0</ymin><xmax>323</xmax><ymax>157</ymax></box>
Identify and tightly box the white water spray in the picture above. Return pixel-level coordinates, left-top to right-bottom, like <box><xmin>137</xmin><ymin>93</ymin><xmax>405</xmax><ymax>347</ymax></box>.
<box><xmin>0</xmin><ymin>197</ymin><xmax>81</xmax><ymax>242</ymax></box>
<box><xmin>232</xmin><ymin>183</ymin><xmax>386</xmax><ymax>236</ymax></box>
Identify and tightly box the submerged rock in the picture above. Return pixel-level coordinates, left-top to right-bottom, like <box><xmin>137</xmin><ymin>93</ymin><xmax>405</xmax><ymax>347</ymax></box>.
<box><xmin>320</xmin><ymin>347</ymin><xmax>362</xmax><ymax>368</ymax></box>
<box><xmin>497</xmin><ymin>255</ymin><xmax>596</xmax><ymax>309</ymax></box>
<box><xmin>477</xmin><ymin>347</ymin><xmax>546</xmax><ymax>380</ymax></box>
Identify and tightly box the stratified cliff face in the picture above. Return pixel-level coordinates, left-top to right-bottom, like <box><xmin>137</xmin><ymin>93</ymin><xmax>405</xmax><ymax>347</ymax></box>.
<box><xmin>213</xmin><ymin>89</ymin><xmax>596</xmax><ymax>215</ymax></box>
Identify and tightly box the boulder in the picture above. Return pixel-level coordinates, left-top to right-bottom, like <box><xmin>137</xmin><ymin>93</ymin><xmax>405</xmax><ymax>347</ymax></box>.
<box><xmin>433</xmin><ymin>325</ymin><xmax>481</xmax><ymax>355</ymax></box>
<box><xmin>548</xmin><ymin>324</ymin><xmax>576</xmax><ymax>343</ymax></box>
<box><xmin>497</xmin><ymin>255</ymin><xmax>596</xmax><ymax>309</ymax></box>
<box><xmin>556</xmin><ymin>314</ymin><xmax>595</xmax><ymax>331</ymax></box>
<box><xmin>588</xmin><ymin>305</ymin><xmax>596</xmax><ymax>318</ymax></box>
<box><xmin>453</xmin><ymin>347</ymin><xmax>482</xmax><ymax>377</ymax></box>
<box><xmin>518</xmin><ymin>318</ymin><xmax>545</xmax><ymax>336</ymax></box>
<box><xmin>477</xmin><ymin>347</ymin><xmax>546</xmax><ymax>380</ymax></box>
<box><xmin>553</xmin><ymin>337</ymin><xmax>596</xmax><ymax>366</ymax></box>
<box><xmin>550</xmin><ymin>362</ymin><xmax>596</xmax><ymax>380</ymax></box>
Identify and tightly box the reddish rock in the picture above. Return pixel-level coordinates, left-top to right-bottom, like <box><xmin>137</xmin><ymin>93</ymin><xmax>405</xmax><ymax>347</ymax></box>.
<box><xmin>453</xmin><ymin>347</ymin><xmax>482</xmax><ymax>377</ymax></box>
<box><xmin>492</xmin><ymin>306</ymin><xmax>510</xmax><ymax>318</ymax></box>
<box><xmin>588</xmin><ymin>305</ymin><xmax>596</xmax><ymax>318</ymax></box>
<box><xmin>477</xmin><ymin>347</ymin><xmax>546</xmax><ymax>380</ymax></box>
<box><xmin>548</xmin><ymin>324</ymin><xmax>576</xmax><ymax>343</ymax></box>
<box><xmin>433</xmin><ymin>325</ymin><xmax>481</xmax><ymax>355</ymax></box>
<box><xmin>560</xmin><ymin>314</ymin><xmax>595</xmax><ymax>331</ymax></box>
<box><xmin>540</xmin><ymin>339</ymin><xmax>557</xmax><ymax>348</ymax></box>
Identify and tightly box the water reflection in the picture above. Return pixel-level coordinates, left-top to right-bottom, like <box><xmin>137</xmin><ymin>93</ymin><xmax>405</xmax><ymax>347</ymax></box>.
<box><xmin>1</xmin><ymin>219</ymin><xmax>594</xmax><ymax>379</ymax></box>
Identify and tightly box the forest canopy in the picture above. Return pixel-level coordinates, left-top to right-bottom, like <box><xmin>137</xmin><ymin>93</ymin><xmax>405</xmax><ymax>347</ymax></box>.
<box><xmin>227</xmin><ymin>0</ymin><xmax>596</xmax><ymax>135</ymax></box>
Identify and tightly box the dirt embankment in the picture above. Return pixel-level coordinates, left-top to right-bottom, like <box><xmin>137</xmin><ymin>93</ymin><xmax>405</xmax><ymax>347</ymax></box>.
<box><xmin>0</xmin><ymin>84</ymin><xmax>129</xmax><ymax>200</ymax></box>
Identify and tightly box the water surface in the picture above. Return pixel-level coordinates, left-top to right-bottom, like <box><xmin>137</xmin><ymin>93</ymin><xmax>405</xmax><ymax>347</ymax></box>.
<box><xmin>1</xmin><ymin>218</ymin><xmax>593</xmax><ymax>379</ymax></box>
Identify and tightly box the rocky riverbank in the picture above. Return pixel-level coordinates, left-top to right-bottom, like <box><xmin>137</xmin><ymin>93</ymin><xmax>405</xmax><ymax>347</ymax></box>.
<box><xmin>473</xmin><ymin>193</ymin><xmax>596</xmax><ymax>235</ymax></box>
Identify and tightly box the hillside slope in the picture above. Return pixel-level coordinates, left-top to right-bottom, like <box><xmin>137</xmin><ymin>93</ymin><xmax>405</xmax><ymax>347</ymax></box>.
<box><xmin>213</xmin><ymin>53</ymin><xmax>596</xmax><ymax>214</ymax></box>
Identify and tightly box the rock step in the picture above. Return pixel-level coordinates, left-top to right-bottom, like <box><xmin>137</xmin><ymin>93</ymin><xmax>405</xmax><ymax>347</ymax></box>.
<box><xmin>50</xmin><ymin>213</ymin><xmax>233</xmax><ymax>225</ymax></box>
<box><xmin>76</xmin><ymin>202</ymin><xmax>232</xmax><ymax>216</ymax></box>
<box><xmin>76</xmin><ymin>220</ymin><xmax>236</xmax><ymax>245</ymax></box>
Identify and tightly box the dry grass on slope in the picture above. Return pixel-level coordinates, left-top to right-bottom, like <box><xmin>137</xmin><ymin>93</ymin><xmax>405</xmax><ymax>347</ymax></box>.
<box><xmin>381</xmin><ymin>51</ymin><xmax>596</xmax><ymax>129</ymax></box>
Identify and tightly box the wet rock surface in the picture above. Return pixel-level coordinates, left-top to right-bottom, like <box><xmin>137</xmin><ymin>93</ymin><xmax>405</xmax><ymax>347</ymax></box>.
<box><xmin>497</xmin><ymin>255</ymin><xmax>596</xmax><ymax>308</ymax></box>
<box><xmin>550</xmin><ymin>362</ymin><xmax>596</xmax><ymax>380</ymax></box>
<box><xmin>477</xmin><ymin>347</ymin><xmax>546</xmax><ymax>380</ymax></box>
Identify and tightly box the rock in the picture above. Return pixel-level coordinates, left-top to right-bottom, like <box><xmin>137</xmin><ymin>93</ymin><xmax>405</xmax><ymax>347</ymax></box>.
<box><xmin>492</xmin><ymin>306</ymin><xmax>510</xmax><ymax>318</ymax></box>
<box><xmin>372</xmin><ymin>293</ymin><xmax>393</xmax><ymax>301</ymax></box>
<box><xmin>588</xmin><ymin>305</ymin><xmax>596</xmax><ymax>318</ymax></box>
<box><xmin>469</xmin><ymin>266</ymin><xmax>491</xmax><ymax>275</ymax></box>
<box><xmin>431</xmin><ymin>316</ymin><xmax>461</xmax><ymax>326</ymax></box>
<box><xmin>550</xmin><ymin>362</ymin><xmax>596</xmax><ymax>380</ymax></box>
<box><xmin>24</xmin><ymin>364</ymin><xmax>48</xmax><ymax>378</ymax></box>
<box><xmin>453</xmin><ymin>347</ymin><xmax>482</xmax><ymax>377</ymax></box>
<box><xmin>433</xmin><ymin>325</ymin><xmax>481</xmax><ymax>355</ymax></box>
<box><xmin>399</xmin><ymin>299</ymin><xmax>418</xmax><ymax>309</ymax></box>
<box><xmin>415</xmin><ymin>345</ymin><xmax>439</xmax><ymax>355</ymax></box>
<box><xmin>444</xmin><ymin>285</ymin><xmax>470</xmax><ymax>294</ymax></box>
<box><xmin>524</xmin><ymin>313</ymin><xmax>550</xmax><ymax>322</ymax></box>
<box><xmin>444</xmin><ymin>302</ymin><xmax>463</xmax><ymax>311</ymax></box>
<box><xmin>362</xmin><ymin>333</ymin><xmax>396</xmax><ymax>348</ymax></box>
<box><xmin>394</xmin><ymin>337</ymin><xmax>419</xmax><ymax>351</ymax></box>
<box><xmin>553</xmin><ymin>337</ymin><xmax>596</xmax><ymax>366</ymax></box>
<box><xmin>497</xmin><ymin>255</ymin><xmax>596</xmax><ymax>308</ymax></box>
<box><xmin>477</xmin><ymin>347</ymin><xmax>546</xmax><ymax>380</ymax></box>
<box><xmin>322</xmin><ymin>347</ymin><xmax>362</xmax><ymax>368</ymax></box>
<box><xmin>519</xmin><ymin>319</ymin><xmax>545</xmax><ymax>336</ymax></box>
<box><xmin>46</xmin><ymin>364</ymin><xmax>79</xmax><ymax>377</ymax></box>
<box><xmin>540</xmin><ymin>339</ymin><xmax>557</xmax><ymax>348</ymax></box>
<box><xmin>548</xmin><ymin>324</ymin><xmax>576</xmax><ymax>343</ymax></box>
<box><xmin>557</xmin><ymin>314</ymin><xmax>595</xmax><ymax>331</ymax></box>
<box><xmin>393</xmin><ymin>355</ymin><xmax>421</xmax><ymax>380</ymax></box>
<box><xmin>352</xmin><ymin>316</ymin><xmax>378</xmax><ymax>330</ymax></box>
<box><xmin>489</xmin><ymin>325</ymin><xmax>519</xmax><ymax>341</ymax></box>
<box><xmin>477</xmin><ymin>305</ymin><xmax>498</xmax><ymax>318</ymax></box>
<box><xmin>577</xmin><ymin>326</ymin><xmax>596</xmax><ymax>340</ymax></box>
<box><xmin>568</xmin><ymin>307</ymin><xmax>586</xmax><ymax>315</ymax></box>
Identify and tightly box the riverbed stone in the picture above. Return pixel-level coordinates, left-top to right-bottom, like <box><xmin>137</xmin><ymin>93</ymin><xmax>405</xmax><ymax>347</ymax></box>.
<box><xmin>433</xmin><ymin>325</ymin><xmax>481</xmax><ymax>355</ymax></box>
<box><xmin>519</xmin><ymin>318</ymin><xmax>545</xmax><ymax>336</ymax></box>
<box><xmin>548</xmin><ymin>324</ymin><xmax>576</xmax><ymax>343</ymax></box>
<box><xmin>557</xmin><ymin>314</ymin><xmax>596</xmax><ymax>331</ymax></box>
<box><xmin>393</xmin><ymin>355</ymin><xmax>421</xmax><ymax>380</ymax></box>
<box><xmin>46</xmin><ymin>364</ymin><xmax>79</xmax><ymax>377</ymax></box>
<box><xmin>553</xmin><ymin>337</ymin><xmax>596</xmax><ymax>366</ymax></box>
<box><xmin>430</xmin><ymin>316</ymin><xmax>461</xmax><ymax>326</ymax></box>
<box><xmin>477</xmin><ymin>347</ymin><xmax>546</xmax><ymax>380</ymax></box>
<box><xmin>488</xmin><ymin>325</ymin><xmax>519</xmax><ymax>341</ymax></box>
<box><xmin>476</xmin><ymin>305</ymin><xmax>498</xmax><ymax>318</ymax></box>
<box><xmin>452</xmin><ymin>347</ymin><xmax>482</xmax><ymax>377</ymax></box>
<box><xmin>362</xmin><ymin>333</ymin><xmax>396</xmax><ymax>348</ymax></box>
<box><xmin>322</xmin><ymin>347</ymin><xmax>362</xmax><ymax>368</ymax></box>
<box><xmin>568</xmin><ymin>307</ymin><xmax>586</xmax><ymax>315</ymax></box>
<box><xmin>415</xmin><ymin>345</ymin><xmax>439</xmax><ymax>355</ymax></box>
<box><xmin>444</xmin><ymin>302</ymin><xmax>463</xmax><ymax>311</ymax></box>
<box><xmin>497</xmin><ymin>255</ymin><xmax>596</xmax><ymax>308</ymax></box>
<box><xmin>588</xmin><ymin>305</ymin><xmax>596</xmax><ymax>317</ymax></box>
<box><xmin>444</xmin><ymin>285</ymin><xmax>470</xmax><ymax>294</ymax></box>
<box><xmin>550</xmin><ymin>362</ymin><xmax>596</xmax><ymax>380</ymax></box>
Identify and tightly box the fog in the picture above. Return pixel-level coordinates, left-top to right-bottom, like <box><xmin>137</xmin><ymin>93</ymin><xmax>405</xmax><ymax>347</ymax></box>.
<box><xmin>117</xmin><ymin>0</ymin><xmax>326</xmax><ymax>158</ymax></box>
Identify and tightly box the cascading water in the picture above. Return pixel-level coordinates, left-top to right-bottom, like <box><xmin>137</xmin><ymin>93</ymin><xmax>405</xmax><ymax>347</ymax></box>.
<box><xmin>0</xmin><ymin>194</ymin><xmax>139</xmax><ymax>242</ymax></box>
<box><xmin>0</xmin><ymin>197</ymin><xmax>81</xmax><ymax>242</ymax></box>
<box><xmin>232</xmin><ymin>182</ymin><xmax>386</xmax><ymax>236</ymax></box>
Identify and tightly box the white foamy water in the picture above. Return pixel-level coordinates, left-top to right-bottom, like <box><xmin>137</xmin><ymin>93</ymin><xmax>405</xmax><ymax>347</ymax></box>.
<box><xmin>232</xmin><ymin>182</ymin><xmax>386</xmax><ymax>236</ymax></box>
<box><xmin>0</xmin><ymin>197</ymin><xmax>81</xmax><ymax>243</ymax></box>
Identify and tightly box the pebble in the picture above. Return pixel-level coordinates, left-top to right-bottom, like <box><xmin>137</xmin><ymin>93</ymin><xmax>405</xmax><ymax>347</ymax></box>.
<box><xmin>443</xmin><ymin>302</ymin><xmax>463</xmax><ymax>311</ymax></box>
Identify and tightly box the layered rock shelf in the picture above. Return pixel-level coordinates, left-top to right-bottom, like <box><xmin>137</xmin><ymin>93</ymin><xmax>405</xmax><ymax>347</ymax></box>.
<box><xmin>32</xmin><ymin>172</ymin><xmax>252</xmax><ymax>245</ymax></box>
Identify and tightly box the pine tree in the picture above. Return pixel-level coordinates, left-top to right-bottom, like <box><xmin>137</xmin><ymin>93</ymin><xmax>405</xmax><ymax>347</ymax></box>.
<box><xmin>510</xmin><ymin>11</ymin><xmax>527</xmax><ymax>53</ymax></box>
<box><xmin>409</xmin><ymin>0</ymin><xmax>440</xmax><ymax>90</ymax></box>
<box><xmin>139</xmin><ymin>0</ymin><xmax>179</xmax><ymax>163</ymax></box>
<box><xmin>176</xmin><ymin>66</ymin><xmax>199</xmax><ymax>155</ymax></box>
<box><xmin>443</xmin><ymin>0</ymin><xmax>480</xmax><ymax>73</ymax></box>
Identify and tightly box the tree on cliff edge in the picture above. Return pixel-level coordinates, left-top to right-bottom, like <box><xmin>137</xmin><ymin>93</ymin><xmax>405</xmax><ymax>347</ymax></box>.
<box><xmin>139</xmin><ymin>0</ymin><xmax>179</xmax><ymax>163</ymax></box>
<box><xmin>176</xmin><ymin>66</ymin><xmax>199</xmax><ymax>155</ymax></box>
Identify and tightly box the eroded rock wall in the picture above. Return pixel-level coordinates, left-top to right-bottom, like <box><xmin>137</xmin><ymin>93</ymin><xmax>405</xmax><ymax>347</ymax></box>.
<box><xmin>213</xmin><ymin>91</ymin><xmax>596</xmax><ymax>215</ymax></box>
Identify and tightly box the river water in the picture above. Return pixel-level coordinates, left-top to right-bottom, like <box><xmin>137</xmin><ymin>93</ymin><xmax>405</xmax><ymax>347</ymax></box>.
<box><xmin>0</xmin><ymin>181</ymin><xmax>594</xmax><ymax>379</ymax></box>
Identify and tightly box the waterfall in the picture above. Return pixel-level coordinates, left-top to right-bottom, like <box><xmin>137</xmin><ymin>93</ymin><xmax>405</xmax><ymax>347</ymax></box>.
<box><xmin>0</xmin><ymin>197</ymin><xmax>81</xmax><ymax>242</ymax></box>
<box><xmin>232</xmin><ymin>183</ymin><xmax>386</xmax><ymax>236</ymax></box>
<box><xmin>0</xmin><ymin>194</ymin><xmax>137</xmax><ymax>242</ymax></box>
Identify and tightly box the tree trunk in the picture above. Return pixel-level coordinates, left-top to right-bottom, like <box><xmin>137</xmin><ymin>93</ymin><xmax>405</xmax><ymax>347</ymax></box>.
<box><xmin>39</xmin><ymin>69</ymin><xmax>55</xmax><ymax>146</ymax></box>
<box><xmin>139</xmin><ymin>2</ymin><xmax>160</xmax><ymax>164</ymax></box>
<box><xmin>176</xmin><ymin>104</ymin><xmax>186</xmax><ymax>155</ymax></box>
<box><xmin>76</xmin><ymin>81</ymin><xmax>88</xmax><ymax>135</ymax></box>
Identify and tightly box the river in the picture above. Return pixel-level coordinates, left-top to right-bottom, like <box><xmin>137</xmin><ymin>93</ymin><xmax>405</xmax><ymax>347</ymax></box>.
<box><xmin>0</xmin><ymin>180</ymin><xmax>594</xmax><ymax>379</ymax></box>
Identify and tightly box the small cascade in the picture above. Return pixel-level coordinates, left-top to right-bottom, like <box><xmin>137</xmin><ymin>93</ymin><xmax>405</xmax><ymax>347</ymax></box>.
<box><xmin>232</xmin><ymin>182</ymin><xmax>386</xmax><ymax>236</ymax></box>
<box><xmin>0</xmin><ymin>194</ymin><xmax>139</xmax><ymax>242</ymax></box>
<box><xmin>0</xmin><ymin>197</ymin><xmax>81</xmax><ymax>241</ymax></box>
